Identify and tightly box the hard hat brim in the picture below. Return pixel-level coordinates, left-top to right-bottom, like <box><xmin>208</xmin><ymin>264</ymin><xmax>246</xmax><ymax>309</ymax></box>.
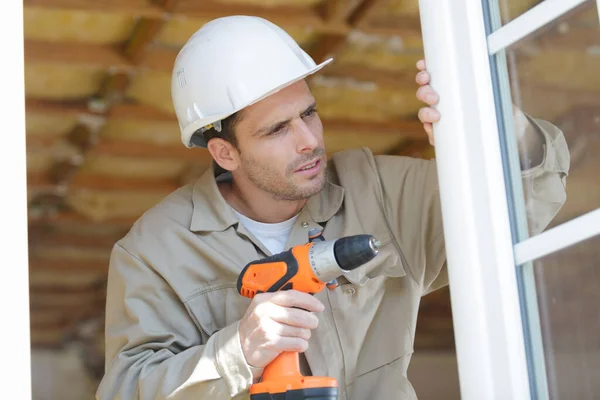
<box><xmin>185</xmin><ymin>57</ymin><xmax>334</xmax><ymax>148</ymax></box>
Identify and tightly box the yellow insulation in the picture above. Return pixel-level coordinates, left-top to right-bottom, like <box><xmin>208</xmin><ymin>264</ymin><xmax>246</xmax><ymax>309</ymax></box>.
<box><xmin>24</xmin><ymin>8</ymin><xmax>135</xmax><ymax>44</ymax></box>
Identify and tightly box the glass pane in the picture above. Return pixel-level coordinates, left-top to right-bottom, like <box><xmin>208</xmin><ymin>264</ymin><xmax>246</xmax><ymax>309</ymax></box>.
<box><xmin>525</xmin><ymin>233</ymin><xmax>600</xmax><ymax>399</ymax></box>
<box><xmin>497</xmin><ymin>0</ymin><xmax>599</xmax><ymax>239</ymax></box>
<box><xmin>498</xmin><ymin>0</ymin><xmax>598</xmax><ymax>25</ymax></box>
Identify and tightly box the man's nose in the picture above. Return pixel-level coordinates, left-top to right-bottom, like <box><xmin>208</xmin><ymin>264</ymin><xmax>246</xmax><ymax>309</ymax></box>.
<box><xmin>294</xmin><ymin>119</ymin><xmax>318</xmax><ymax>153</ymax></box>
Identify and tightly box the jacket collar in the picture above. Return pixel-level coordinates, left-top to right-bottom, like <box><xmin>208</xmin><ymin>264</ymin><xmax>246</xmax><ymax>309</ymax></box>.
<box><xmin>190</xmin><ymin>162</ymin><xmax>345</xmax><ymax>233</ymax></box>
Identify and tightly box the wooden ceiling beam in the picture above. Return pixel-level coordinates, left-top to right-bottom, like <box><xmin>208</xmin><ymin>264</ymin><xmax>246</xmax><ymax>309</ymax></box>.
<box><xmin>24</xmin><ymin>0</ymin><xmax>425</xmax><ymax>41</ymax></box>
<box><xmin>347</xmin><ymin>0</ymin><xmax>381</xmax><ymax>27</ymax></box>
<box><xmin>364</xmin><ymin>15</ymin><xmax>422</xmax><ymax>34</ymax></box>
<box><xmin>26</xmin><ymin>39</ymin><xmax>414</xmax><ymax>91</ymax></box>
<box><xmin>27</xmin><ymin>138</ymin><xmax>201</xmax><ymax>194</ymax></box>
<box><xmin>137</xmin><ymin>46</ymin><xmax>176</xmax><ymax>71</ymax></box>
<box><xmin>29</xmin><ymin>211</ymin><xmax>137</xmax><ymax>227</ymax></box>
<box><xmin>30</xmin><ymin>291</ymin><xmax>105</xmax><ymax>309</ymax></box>
<box><xmin>24</xmin><ymin>0</ymin><xmax>346</xmax><ymax>34</ymax></box>
<box><xmin>308</xmin><ymin>0</ymin><xmax>353</xmax><ymax>64</ymax></box>
<box><xmin>141</xmin><ymin>46</ymin><xmax>417</xmax><ymax>90</ymax></box>
<box><xmin>175</xmin><ymin>0</ymin><xmax>343</xmax><ymax>32</ymax></box>
<box><xmin>321</xmin><ymin>63</ymin><xmax>415</xmax><ymax>90</ymax></box>
<box><xmin>321</xmin><ymin>0</ymin><xmax>348</xmax><ymax>21</ymax></box>
<box><xmin>31</xmin><ymin>73</ymin><xmax>122</xmax><ymax>212</ymax></box>
<box><xmin>309</xmin><ymin>33</ymin><xmax>347</xmax><ymax>64</ymax></box>
<box><xmin>24</xmin><ymin>40</ymin><xmax>131</xmax><ymax>71</ymax></box>
<box><xmin>29</xmin><ymin>268</ymin><xmax>107</xmax><ymax>289</ymax></box>
<box><xmin>42</xmin><ymin>123</ymin><xmax>96</xmax><ymax>191</ymax></box>
<box><xmin>28</xmin><ymin>3</ymin><xmax>147</xmax><ymax>215</ymax></box>
<box><xmin>23</xmin><ymin>0</ymin><xmax>165</xmax><ymax>17</ymax></box>
<box><xmin>29</xmin><ymin>231</ymin><xmax>121</xmax><ymax>250</ymax></box>
<box><xmin>309</xmin><ymin>0</ymin><xmax>383</xmax><ymax>66</ymax></box>
<box><xmin>30</xmin><ymin>327</ymin><xmax>71</xmax><ymax>348</ymax></box>
<box><xmin>122</xmin><ymin>0</ymin><xmax>180</xmax><ymax>64</ymax></box>
<box><xmin>27</xmin><ymin>99</ymin><xmax>426</xmax><ymax>138</ymax></box>
<box><xmin>27</xmin><ymin>172</ymin><xmax>55</xmax><ymax>189</ymax></box>
<box><xmin>29</xmin><ymin>258</ymin><xmax>110</xmax><ymax>272</ymax></box>
<box><xmin>92</xmin><ymin>139</ymin><xmax>213</xmax><ymax>163</ymax></box>
<box><xmin>69</xmin><ymin>172</ymin><xmax>180</xmax><ymax>193</ymax></box>
<box><xmin>90</xmin><ymin>72</ymin><xmax>132</xmax><ymax>112</ymax></box>
<box><xmin>25</xmin><ymin>98</ymin><xmax>96</xmax><ymax>117</ymax></box>
<box><xmin>30</xmin><ymin>283</ymin><xmax>106</xmax><ymax>297</ymax></box>
<box><xmin>107</xmin><ymin>101</ymin><xmax>174</xmax><ymax>121</ymax></box>
<box><xmin>30</xmin><ymin>308</ymin><xmax>99</xmax><ymax>330</ymax></box>
<box><xmin>326</xmin><ymin>118</ymin><xmax>424</xmax><ymax>138</ymax></box>
<box><xmin>123</xmin><ymin>18</ymin><xmax>167</xmax><ymax>63</ymax></box>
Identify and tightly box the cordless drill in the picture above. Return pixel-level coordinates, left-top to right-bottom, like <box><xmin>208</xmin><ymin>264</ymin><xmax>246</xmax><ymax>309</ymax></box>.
<box><xmin>237</xmin><ymin>229</ymin><xmax>381</xmax><ymax>400</ymax></box>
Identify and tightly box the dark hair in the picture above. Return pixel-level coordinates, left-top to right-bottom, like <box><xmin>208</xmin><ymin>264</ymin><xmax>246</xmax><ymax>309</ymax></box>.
<box><xmin>194</xmin><ymin>111</ymin><xmax>244</xmax><ymax>148</ymax></box>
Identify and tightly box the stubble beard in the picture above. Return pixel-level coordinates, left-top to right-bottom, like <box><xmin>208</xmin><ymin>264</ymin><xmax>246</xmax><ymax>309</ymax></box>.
<box><xmin>241</xmin><ymin>147</ymin><xmax>327</xmax><ymax>201</ymax></box>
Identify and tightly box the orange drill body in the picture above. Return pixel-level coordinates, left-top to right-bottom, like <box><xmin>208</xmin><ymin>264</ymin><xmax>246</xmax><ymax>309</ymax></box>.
<box><xmin>237</xmin><ymin>231</ymin><xmax>381</xmax><ymax>400</ymax></box>
<box><xmin>238</xmin><ymin>243</ymin><xmax>326</xmax><ymax>298</ymax></box>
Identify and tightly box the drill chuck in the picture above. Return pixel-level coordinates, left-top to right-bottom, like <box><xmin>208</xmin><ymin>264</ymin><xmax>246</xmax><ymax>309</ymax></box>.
<box><xmin>307</xmin><ymin>234</ymin><xmax>380</xmax><ymax>283</ymax></box>
<box><xmin>333</xmin><ymin>235</ymin><xmax>381</xmax><ymax>271</ymax></box>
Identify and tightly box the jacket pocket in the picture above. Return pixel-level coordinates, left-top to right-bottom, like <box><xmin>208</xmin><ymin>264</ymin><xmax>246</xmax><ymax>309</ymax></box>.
<box><xmin>328</xmin><ymin>271</ymin><xmax>415</xmax><ymax>386</ymax></box>
<box><xmin>185</xmin><ymin>284</ymin><xmax>251</xmax><ymax>336</ymax></box>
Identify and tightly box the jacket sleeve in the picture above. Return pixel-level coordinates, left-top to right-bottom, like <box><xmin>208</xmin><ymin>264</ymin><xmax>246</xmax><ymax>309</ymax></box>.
<box><xmin>373</xmin><ymin>117</ymin><xmax>570</xmax><ymax>295</ymax></box>
<box><xmin>96</xmin><ymin>243</ymin><xmax>257</xmax><ymax>400</ymax></box>
<box><xmin>519</xmin><ymin>116</ymin><xmax>570</xmax><ymax>236</ymax></box>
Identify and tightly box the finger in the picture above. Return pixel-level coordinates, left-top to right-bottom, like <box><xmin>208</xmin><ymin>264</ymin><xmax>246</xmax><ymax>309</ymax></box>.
<box><xmin>274</xmin><ymin>322</ymin><xmax>312</xmax><ymax>340</ymax></box>
<box><xmin>416</xmin><ymin>85</ymin><xmax>439</xmax><ymax>106</ymax></box>
<box><xmin>424</xmin><ymin>123</ymin><xmax>434</xmax><ymax>144</ymax></box>
<box><xmin>418</xmin><ymin>107</ymin><xmax>441</xmax><ymax>124</ymax></box>
<box><xmin>269</xmin><ymin>305</ymin><xmax>319</xmax><ymax>329</ymax></box>
<box><xmin>415</xmin><ymin>70</ymin><xmax>430</xmax><ymax>86</ymax></box>
<box><xmin>269</xmin><ymin>290</ymin><xmax>325</xmax><ymax>312</ymax></box>
<box><xmin>416</xmin><ymin>59</ymin><xmax>426</xmax><ymax>71</ymax></box>
<box><xmin>274</xmin><ymin>336</ymin><xmax>309</xmax><ymax>353</ymax></box>
<box><xmin>424</xmin><ymin>122</ymin><xmax>433</xmax><ymax>136</ymax></box>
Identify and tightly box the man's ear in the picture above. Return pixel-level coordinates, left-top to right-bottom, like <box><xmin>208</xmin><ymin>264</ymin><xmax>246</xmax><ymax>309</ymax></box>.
<box><xmin>207</xmin><ymin>138</ymin><xmax>240</xmax><ymax>171</ymax></box>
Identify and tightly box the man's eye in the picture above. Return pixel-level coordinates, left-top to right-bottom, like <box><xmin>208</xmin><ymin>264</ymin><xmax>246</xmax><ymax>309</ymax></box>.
<box><xmin>269</xmin><ymin>124</ymin><xmax>286</xmax><ymax>135</ymax></box>
<box><xmin>303</xmin><ymin>108</ymin><xmax>317</xmax><ymax>118</ymax></box>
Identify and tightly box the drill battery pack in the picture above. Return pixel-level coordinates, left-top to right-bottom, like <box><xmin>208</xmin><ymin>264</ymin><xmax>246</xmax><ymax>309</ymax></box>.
<box><xmin>250</xmin><ymin>387</ymin><xmax>338</xmax><ymax>400</ymax></box>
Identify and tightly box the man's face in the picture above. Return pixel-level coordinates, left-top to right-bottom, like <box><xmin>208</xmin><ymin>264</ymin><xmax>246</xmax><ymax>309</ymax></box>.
<box><xmin>232</xmin><ymin>81</ymin><xmax>327</xmax><ymax>201</ymax></box>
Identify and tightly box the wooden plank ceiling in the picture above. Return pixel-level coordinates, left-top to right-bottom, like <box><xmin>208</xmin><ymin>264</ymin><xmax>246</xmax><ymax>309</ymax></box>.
<box><xmin>23</xmin><ymin>0</ymin><xmax>600</xmax><ymax>363</ymax></box>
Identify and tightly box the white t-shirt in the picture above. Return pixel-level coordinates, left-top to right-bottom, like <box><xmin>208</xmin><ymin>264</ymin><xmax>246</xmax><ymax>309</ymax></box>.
<box><xmin>233</xmin><ymin>209</ymin><xmax>298</xmax><ymax>255</ymax></box>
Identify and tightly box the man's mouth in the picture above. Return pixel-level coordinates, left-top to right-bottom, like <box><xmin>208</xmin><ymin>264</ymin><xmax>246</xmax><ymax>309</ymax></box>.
<box><xmin>295</xmin><ymin>159</ymin><xmax>321</xmax><ymax>174</ymax></box>
<box><xmin>298</xmin><ymin>160</ymin><xmax>318</xmax><ymax>171</ymax></box>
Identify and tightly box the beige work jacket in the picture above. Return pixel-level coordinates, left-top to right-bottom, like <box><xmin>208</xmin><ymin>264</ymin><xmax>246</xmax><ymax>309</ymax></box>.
<box><xmin>97</xmin><ymin>119</ymin><xmax>569</xmax><ymax>400</ymax></box>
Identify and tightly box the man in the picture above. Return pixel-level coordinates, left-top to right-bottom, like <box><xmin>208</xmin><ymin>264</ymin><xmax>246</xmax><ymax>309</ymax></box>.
<box><xmin>97</xmin><ymin>16</ymin><xmax>569</xmax><ymax>400</ymax></box>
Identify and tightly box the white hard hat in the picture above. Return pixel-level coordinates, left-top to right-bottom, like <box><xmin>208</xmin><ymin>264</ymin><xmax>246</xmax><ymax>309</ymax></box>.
<box><xmin>171</xmin><ymin>15</ymin><xmax>333</xmax><ymax>148</ymax></box>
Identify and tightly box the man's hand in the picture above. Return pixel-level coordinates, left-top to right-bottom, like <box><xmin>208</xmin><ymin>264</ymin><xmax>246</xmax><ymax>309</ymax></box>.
<box><xmin>415</xmin><ymin>59</ymin><xmax>441</xmax><ymax>146</ymax></box>
<box><xmin>238</xmin><ymin>290</ymin><xmax>325</xmax><ymax>369</ymax></box>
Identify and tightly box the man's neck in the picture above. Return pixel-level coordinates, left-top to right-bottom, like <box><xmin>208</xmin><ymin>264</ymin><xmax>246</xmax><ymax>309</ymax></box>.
<box><xmin>219</xmin><ymin>180</ymin><xmax>307</xmax><ymax>224</ymax></box>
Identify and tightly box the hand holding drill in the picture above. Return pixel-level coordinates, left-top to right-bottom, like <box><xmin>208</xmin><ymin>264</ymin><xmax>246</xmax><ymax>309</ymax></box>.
<box><xmin>239</xmin><ymin>290</ymin><xmax>324</xmax><ymax>369</ymax></box>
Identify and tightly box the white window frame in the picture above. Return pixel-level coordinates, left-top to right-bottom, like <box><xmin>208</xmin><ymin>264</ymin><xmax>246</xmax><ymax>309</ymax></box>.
<box><xmin>1</xmin><ymin>1</ymin><xmax>32</xmax><ymax>398</ymax></box>
<box><xmin>487</xmin><ymin>0</ymin><xmax>588</xmax><ymax>54</ymax></box>
<box><xmin>419</xmin><ymin>0</ymin><xmax>599</xmax><ymax>399</ymax></box>
<box><xmin>418</xmin><ymin>1</ymin><xmax>531</xmax><ymax>398</ymax></box>
<box><xmin>514</xmin><ymin>209</ymin><xmax>600</xmax><ymax>264</ymax></box>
